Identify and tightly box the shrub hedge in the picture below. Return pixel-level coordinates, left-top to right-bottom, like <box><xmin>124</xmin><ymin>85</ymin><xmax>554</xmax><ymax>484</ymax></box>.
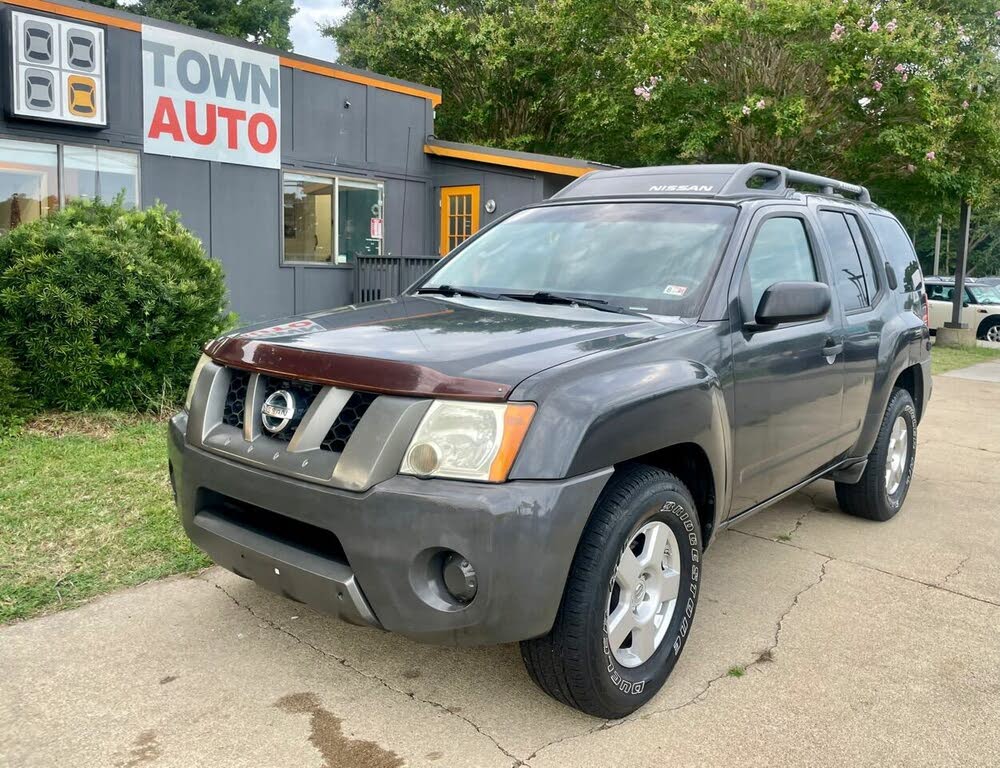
<box><xmin>0</xmin><ymin>199</ymin><xmax>230</xmax><ymax>412</ymax></box>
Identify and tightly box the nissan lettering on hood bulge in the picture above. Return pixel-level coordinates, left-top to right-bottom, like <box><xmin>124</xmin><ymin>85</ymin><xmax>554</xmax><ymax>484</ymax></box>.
<box><xmin>141</xmin><ymin>26</ymin><xmax>281</xmax><ymax>168</ymax></box>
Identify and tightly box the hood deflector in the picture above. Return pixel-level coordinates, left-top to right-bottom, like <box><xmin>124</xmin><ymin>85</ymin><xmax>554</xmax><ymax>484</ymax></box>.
<box><xmin>205</xmin><ymin>336</ymin><xmax>512</xmax><ymax>402</ymax></box>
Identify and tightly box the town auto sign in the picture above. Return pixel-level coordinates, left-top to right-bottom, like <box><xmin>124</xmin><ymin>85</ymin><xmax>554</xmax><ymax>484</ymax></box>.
<box><xmin>142</xmin><ymin>26</ymin><xmax>280</xmax><ymax>168</ymax></box>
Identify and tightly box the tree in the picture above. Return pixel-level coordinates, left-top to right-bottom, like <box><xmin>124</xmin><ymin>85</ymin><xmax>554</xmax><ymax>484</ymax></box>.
<box><xmin>90</xmin><ymin>0</ymin><xmax>296</xmax><ymax>50</ymax></box>
<box><xmin>328</xmin><ymin>0</ymin><xmax>1000</xmax><ymax>231</ymax></box>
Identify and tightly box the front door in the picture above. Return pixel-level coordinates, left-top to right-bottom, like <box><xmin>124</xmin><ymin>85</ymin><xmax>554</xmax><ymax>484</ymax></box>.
<box><xmin>439</xmin><ymin>185</ymin><xmax>480</xmax><ymax>256</ymax></box>
<box><xmin>729</xmin><ymin>212</ymin><xmax>846</xmax><ymax>514</ymax></box>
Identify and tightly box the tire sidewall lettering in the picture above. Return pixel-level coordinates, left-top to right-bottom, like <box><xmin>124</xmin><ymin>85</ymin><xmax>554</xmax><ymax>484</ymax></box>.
<box><xmin>602</xmin><ymin>495</ymin><xmax>701</xmax><ymax>695</ymax></box>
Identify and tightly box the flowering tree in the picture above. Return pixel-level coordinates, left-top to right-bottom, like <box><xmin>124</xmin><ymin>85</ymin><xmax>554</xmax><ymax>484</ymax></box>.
<box><xmin>330</xmin><ymin>0</ymin><xmax>1000</xmax><ymax>234</ymax></box>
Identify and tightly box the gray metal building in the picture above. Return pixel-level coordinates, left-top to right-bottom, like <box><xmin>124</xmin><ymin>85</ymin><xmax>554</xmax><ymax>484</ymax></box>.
<box><xmin>1</xmin><ymin>0</ymin><xmax>603</xmax><ymax>321</ymax></box>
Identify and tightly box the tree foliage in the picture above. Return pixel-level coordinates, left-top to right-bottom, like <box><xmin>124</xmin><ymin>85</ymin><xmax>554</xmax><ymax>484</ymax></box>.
<box><xmin>328</xmin><ymin>0</ymin><xmax>1000</xmax><ymax>272</ymax></box>
<box><xmin>92</xmin><ymin>0</ymin><xmax>296</xmax><ymax>50</ymax></box>
<box><xmin>0</xmin><ymin>199</ymin><xmax>231</xmax><ymax>412</ymax></box>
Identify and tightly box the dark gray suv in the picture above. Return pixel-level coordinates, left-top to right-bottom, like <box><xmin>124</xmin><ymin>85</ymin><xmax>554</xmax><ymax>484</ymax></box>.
<box><xmin>170</xmin><ymin>164</ymin><xmax>932</xmax><ymax>718</ymax></box>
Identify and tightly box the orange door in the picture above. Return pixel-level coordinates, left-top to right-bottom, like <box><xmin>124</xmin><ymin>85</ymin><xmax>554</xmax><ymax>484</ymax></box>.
<box><xmin>439</xmin><ymin>185</ymin><xmax>480</xmax><ymax>256</ymax></box>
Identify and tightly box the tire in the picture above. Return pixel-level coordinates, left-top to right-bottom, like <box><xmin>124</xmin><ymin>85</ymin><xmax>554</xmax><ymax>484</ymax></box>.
<box><xmin>520</xmin><ymin>464</ymin><xmax>702</xmax><ymax>719</ymax></box>
<box><xmin>977</xmin><ymin>317</ymin><xmax>1000</xmax><ymax>343</ymax></box>
<box><xmin>835</xmin><ymin>387</ymin><xmax>917</xmax><ymax>521</ymax></box>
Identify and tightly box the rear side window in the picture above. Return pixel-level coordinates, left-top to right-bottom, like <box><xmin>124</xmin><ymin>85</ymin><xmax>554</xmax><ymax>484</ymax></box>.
<box><xmin>746</xmin><ymin>217</ymin><xmax>817</xmax><ymax>310</ymax></box>
<box><xmin>868</xmin><ymin>214</ymin><xmax>923</xmax><ymax>293</ymax></box>
<box><xmin>926</xmin><ymin>284</ymin><xmax>953</xmax><ymax>302</ymax></box>
<box><xmin>819</xmin><ymin>211</ymin><xmax>878</xmax><ymax>311</ymax></box>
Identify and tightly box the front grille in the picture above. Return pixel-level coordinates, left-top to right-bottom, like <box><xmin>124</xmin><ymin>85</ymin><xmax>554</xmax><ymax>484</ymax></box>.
<box><xmin>216</xmin><ymin>367</ymin><xmax>379</xmax><ymax>453</ymax></box>
<box><xmin>223</xmin><ymin>370</ymin><xmax>251</xmax><ymax>429</ymax></box>
<box><xmin>260</xmin><ymin>375</ymin><xmax>324</xmax><ymax>442</ymax></box>
<box><xmin>322</xmin><ymin>391</ymin><xmax>378</xmax><ymax>452</ymax></box>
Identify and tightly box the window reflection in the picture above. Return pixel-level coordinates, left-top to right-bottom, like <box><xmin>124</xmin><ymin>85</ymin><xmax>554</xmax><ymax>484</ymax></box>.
<box><xmin>0</xmin><ymin>138</ymin><xmax>58</xmax><ymax>235</ymax></box>
<box><xmin>283</xmin><ymin>173</ymin><xmax>334</xmax><ymax>264</ymax></box>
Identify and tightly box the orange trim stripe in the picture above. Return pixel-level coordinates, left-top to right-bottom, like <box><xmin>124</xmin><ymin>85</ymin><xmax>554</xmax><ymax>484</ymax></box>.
<box><xmin>5</xmin><ymin>0</ymin><xmax>141</xmax><ymax>30</ymax></box>
<box><xmin>281</xmin><ymin>57</ymin><xmax>442</xmax><ymax>106</ymax></box>
<box><xmin>424</xmin><ymin>143</ymin><xmax>595</xmax><ymax>178</ymax></box>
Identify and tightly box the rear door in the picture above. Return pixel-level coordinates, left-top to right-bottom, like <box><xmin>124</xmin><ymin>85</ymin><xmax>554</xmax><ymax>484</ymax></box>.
<box><xmin>729</xmin><ymin>209</ymin><xmax>846</xmax><ymax>514</ymax></box>
<box><xmin>815</xmin><ymin>207</ymin><xmax>885</xmax><ymax>442</ymax></box>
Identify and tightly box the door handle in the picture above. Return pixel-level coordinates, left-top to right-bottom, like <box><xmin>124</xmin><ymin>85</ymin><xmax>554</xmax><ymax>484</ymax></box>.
<box><xmin>822</xmin><ymin>339</ymin><xmax>844</xmax><ymax>358</ymax></box>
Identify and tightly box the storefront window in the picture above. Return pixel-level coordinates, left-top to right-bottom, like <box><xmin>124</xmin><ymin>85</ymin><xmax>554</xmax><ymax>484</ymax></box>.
<box><xmin>337</xmin><ymin>181</ymin><xmax>383</xmax><ymax>264</ymax></box>
<box><xmin>283</xmin><ymin>173</ymin><xmax>333</xmax><ymax>263</ymax></box>
<box><xmin>281</xmin><ymin>172</ymin><xmax>384</xmax><ymax>265</ymax></box>
<box><xmin>62</xmin><ymin>146</ymin><xmax>139</xmax><ymax>208</ymax></box>
<box><xmin>0</xmin><ymin>138</ymin><xmax>58</xmax><ymax>235</ymax></box>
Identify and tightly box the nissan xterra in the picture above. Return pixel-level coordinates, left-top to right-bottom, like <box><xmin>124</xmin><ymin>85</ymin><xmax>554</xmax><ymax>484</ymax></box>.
<box><xmin>170</xmin><ymin>163</ymin><xmax>932</xmax><ymax>718</ymax></box>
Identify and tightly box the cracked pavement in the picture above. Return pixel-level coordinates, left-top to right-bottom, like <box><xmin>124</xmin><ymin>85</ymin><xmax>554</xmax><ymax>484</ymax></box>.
<box><xmin>3</xmin><ymin>374</ymin><xmax>999</xmax><ymax>767</ymax></box>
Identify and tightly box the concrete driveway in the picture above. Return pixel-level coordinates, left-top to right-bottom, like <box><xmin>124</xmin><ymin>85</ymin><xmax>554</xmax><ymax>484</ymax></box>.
<box><xmin>3</xmin><ymin>372</ymin><xmax>999</xmax><ymax>768</ymax></box>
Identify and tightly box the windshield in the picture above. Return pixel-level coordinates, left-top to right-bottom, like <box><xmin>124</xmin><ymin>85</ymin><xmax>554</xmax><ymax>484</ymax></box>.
<box><xmin>419</xmin><ymin>203</ymin><xmax>739</xmax><ymax>316</ymax></box>
<box><xmin>968</xmin><ymin>285</ymin><xmax>1000</xmax><ymax>305</ymax></box>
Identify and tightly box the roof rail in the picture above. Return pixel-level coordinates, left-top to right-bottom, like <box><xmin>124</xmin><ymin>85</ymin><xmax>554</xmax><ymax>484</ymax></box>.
<box><xmin>719</xmin><ymin>163</ymin><xmax>871</xmax><ymax>203</ymax></box>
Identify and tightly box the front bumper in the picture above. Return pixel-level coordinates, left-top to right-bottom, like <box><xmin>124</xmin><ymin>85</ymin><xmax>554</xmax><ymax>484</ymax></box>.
<box><xmin>169</xmin><ymin>413</ymin><xmax>611</xmax><ymax>645</ymax></box>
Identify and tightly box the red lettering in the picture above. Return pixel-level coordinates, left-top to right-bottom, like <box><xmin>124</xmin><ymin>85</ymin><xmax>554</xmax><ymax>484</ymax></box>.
<box><xmin>248</xmin><ymin>112</ymin><xmax>277</xmax><ymax>154</ymax></box>
<box><xmin>216</xmin><ymin>107</ymin><xmax>247</xmax><ymax>150</ymax></box>
<box><xmin>185</xmin><ymin>100</ymin><xmax>217</xmax><ymax>146</ymax></box>
<box><xmin>148</xmin><ymin>96</ymin><xmax>183</xmax><ymax>142</ymax></box>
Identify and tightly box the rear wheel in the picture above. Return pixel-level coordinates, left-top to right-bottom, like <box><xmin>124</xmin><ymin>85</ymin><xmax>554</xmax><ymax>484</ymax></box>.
<box><xmin>835</xmin><ymin>387</ymin><xmax>917</xmax><ymax>521</ymax></box>
<box><xmin>520</xmin><ymin>464</ymin><xmax>702</xmax><ymax>718</ymax></box>
<box><xmin>978</xmin><ymin>317</ymin><xmax>1000</xmax><ymax>343</ymax></box>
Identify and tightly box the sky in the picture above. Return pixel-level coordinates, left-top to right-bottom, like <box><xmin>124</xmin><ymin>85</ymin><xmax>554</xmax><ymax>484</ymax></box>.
<box><xmin>290</xmin><ymin>0</ymin><xmax>347</xmax><ymax>62</ymax></box>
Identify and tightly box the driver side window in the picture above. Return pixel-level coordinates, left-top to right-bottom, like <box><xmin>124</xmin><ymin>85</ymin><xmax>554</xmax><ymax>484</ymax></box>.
<box><xmin>746</xmin><ymin>218</ymin><xmax>817</xmax><ymax>311</ymax></box>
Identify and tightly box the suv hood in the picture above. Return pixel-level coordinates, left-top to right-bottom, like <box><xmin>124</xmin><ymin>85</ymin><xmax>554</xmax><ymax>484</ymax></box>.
<box><xmin>206</xmin><ymin>296</ymin><xmax>680</xmax><ymax>401</ymax></box>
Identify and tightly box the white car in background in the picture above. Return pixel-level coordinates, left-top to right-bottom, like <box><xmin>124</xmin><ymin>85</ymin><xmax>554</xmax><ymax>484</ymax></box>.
<box><xmin>925</xmin><ymin>277</ymin><xmax>1000</xmax><ymax>342</ymax></box>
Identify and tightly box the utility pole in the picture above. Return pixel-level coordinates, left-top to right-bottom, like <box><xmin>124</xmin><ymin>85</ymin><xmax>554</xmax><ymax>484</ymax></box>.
<box><xmin>933</xmin><ymin>214</ymin><xmax>942</xmax><ymax>275</ymax></box>
<box><xmin>946</xmin><ymin>200</ymin><xmax>972</xmax><ymax>329</ymax></box>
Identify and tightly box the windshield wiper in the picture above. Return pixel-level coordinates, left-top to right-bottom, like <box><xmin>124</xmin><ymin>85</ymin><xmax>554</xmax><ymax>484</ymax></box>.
<box><xmin>502</xmin><ymin>291</ymin><xmax>658</xmax><ymax>322</ymax></box>
<box><xmin>415</xmin><ymin>285</ymin><xmax>509</xmax><ymax>301</ymax></box>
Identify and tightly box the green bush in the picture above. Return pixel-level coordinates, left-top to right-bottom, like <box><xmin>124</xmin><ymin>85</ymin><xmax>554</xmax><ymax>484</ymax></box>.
<box><xmin>0</xmin><ymin>344</ymin><xmax>32</xmax><ymax>437</ymax></box>
<box><xmin>0</xmin><ymin>199</ymin><xmax>230</xmax><ymax>412</ymax></box>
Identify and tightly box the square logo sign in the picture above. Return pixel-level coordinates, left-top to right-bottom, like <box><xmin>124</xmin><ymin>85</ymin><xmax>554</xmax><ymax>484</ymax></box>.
<box><xmin>10</xmin><ymin>11</ymin><xmax>107</xmax><ymax>127</ymax></box>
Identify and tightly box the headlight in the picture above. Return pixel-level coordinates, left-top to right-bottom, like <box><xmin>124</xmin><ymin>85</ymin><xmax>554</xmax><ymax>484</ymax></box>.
<box><xmin>184</xmin><ymin>353</ymin><xmax>211</xmax><ymax>411</ymax></box>
<box><xmin>400</xmin><ymin>401</ymin><xmax>536</xmax><ymax>482</ymax></box>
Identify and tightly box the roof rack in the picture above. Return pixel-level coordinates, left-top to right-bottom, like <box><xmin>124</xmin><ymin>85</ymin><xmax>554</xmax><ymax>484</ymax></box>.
<box><xmin>722</xmin><ymin>163</ymin><xmax>871</xmax><ymax>203</ymax></box>
<box><xmin>551</xmin><ymin>163</ymin><xmax>872</xmax><ymax>203</ymax></box>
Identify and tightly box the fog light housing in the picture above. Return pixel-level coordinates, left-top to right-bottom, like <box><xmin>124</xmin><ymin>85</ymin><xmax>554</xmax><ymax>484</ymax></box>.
<box><xmin>441</xmin><ymin>552</ymin><xmax>478</xmax><ymax>603</ymax></box>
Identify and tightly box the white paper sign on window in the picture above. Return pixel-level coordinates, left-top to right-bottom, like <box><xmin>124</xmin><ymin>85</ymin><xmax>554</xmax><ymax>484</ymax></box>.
<box><xmin>141</xmin><ymin>25</ymin><xmax>280</xmax><ymax>168</ymax></box>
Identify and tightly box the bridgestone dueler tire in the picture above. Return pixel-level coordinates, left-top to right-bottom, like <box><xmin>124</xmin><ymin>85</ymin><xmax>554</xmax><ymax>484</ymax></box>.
<box><xmin>835</xmin><ymin>387</ymin><xmax>917</xmax><ymax>522</ymax></box>
<box><xmin>519</xmin><ymin>464</ymin><xmax>702</xmax><ymax>719</ymax></box>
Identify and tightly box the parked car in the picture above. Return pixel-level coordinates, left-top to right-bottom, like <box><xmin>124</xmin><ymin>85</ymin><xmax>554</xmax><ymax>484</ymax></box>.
<box><xmin>925</xmin><ymin>277</ymin><xmax>1000</xmax><ymax>342</ymax></box>
<box><xmin>170</xmin><ymin>163</ymin><xmax>932</xmax><ymax>718</ymax></box>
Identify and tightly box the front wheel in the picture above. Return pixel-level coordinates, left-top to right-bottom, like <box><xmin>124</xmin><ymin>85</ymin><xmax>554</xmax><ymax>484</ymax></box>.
<box><xmin>835</xmin><ymin>387</ymin><xmax>917</xmax><ymax>521</ymax></box>
<box><xmin>520</xmin><ymin>465</ymin><xmax>702</xmax><ymax>719</ymax></box>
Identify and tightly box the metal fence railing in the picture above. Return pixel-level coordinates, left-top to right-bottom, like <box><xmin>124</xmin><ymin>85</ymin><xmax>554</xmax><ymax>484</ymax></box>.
<box><xmin>354</xmin><ymin>255</ymin><xmax>439</xmax><ymax>303</ymax></box>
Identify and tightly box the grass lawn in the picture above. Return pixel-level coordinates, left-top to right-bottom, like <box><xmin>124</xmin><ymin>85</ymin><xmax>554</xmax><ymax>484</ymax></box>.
<box><xmin>931</xmin><ymin>344</ymin><xmax>1000</xmax><ymax>375</ymax></box>
<box><xmin>0</xmin><ymin>413</ymin><xmax>209</xmax><ymax>624</ymax></box>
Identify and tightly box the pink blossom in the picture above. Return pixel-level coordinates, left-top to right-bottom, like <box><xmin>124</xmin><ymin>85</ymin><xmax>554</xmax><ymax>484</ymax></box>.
<box><xmin>925</xmin><ymin>151</ymin><xmax>936</xmax><ymax>161</ymax></box>
<box><xmin>830</xmin><ymin>22</ymin><xmax>845</xmax><ymax>41</ymax></box>
<box><xmin>905</xmin><ymin>164</ymin><xmax>916</xmax><ymax>173</ymax></box>
<box><xmin>755</xmin><ymin>99</ymin><xmax>766</xmax><ymax>109</ymax></box>
<box><xmin>894</xmin><ymin>63</ymin><xmax>906</xmax><ymax>74</ymax></box>
<box><xmin>634</xmin><ymin>86</ymin><xmax>651</xmax><ymax>101</ymax></box>
<box><xmin>902</xmin><ymin>72</ymin><xmax>908</xmax><ymax>82</ymax></box>
<box><xmin>868</xmin><ymin>20</ymin><xmax>880</xmax><ymax>32</ymax></box>
<box><xmin>857</xmin><ymin>18</ymin><xmax>866</xmax><ymax>28</ymax></box>
<box><xmin>962</xmin><ymin>100</ymin><xmax>970</xmax><ymax>109</ymax></box>
<box><xmin>995</xmin><ymin>10</ymin><xmax>1000</xmax><ymax>19</ymax></box>
<box><xmin>885</xmin><ymin>19</ymin><xmax>898</xmax><ymax>32</ymax></box>
<box><xmin>873</xmin><ymin>80</ymin><xmax>883</xmax><ymax>91</ymax></box>
<box><xmin>741</xmin><ymin>105</ymin><xmax>752</xmax><ymax>116</ymax></box>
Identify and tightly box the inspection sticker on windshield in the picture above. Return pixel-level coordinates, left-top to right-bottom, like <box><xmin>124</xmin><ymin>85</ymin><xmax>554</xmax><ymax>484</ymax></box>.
<box><xmin>662</xmin><ymin>285</ymin><xmax>688</xmax><ymax>297</ymax></box>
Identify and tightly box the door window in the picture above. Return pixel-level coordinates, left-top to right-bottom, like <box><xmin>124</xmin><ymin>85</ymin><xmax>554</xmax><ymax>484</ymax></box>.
<box><xmin>819</xmin><ymin>211</ymin><xmax>877</xmax><ymax>311</ymax></box>
<box><xmin>440</xmin><ymin>185</ymin><xmax>480</xmax><ymax>255</ymax></box>
<box><xmin>926</xmin><ymin>284</ymin><xmax>952</xmax><ymax>302</ymax></box>
<box><xmin>868</xmin><ymin>215</ymin><xmax>922</xmax><ymax>293</ymax></box>
<box><xmin>338</xmin><ymin>181</ymin><xmax>383</xmax><ymax>264</ymax></box>
<box><xmin>746</xmin><ymin>217</ymin><xmax>817</xmax><ymax>311</ymax></box>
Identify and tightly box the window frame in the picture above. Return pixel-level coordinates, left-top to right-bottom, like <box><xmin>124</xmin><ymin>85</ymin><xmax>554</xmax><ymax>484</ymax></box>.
<box><xmin>280</xmin><ymin>168</ymin><xmax>385</xmax><ymax>269</ymax></box>
<box><xmin>733</xmin><ymin>208</ymin><xmax>831</xmax><ymax>328</ymax></box>
<box><xmin>0</xmin><ymin>134</ymin><xmax>141</xmax><ymax>227</ymax></box>
<box><xmin>816</xmin><ymin>204</ymin><xmax>884</xmax><ymax>315</ymax></box>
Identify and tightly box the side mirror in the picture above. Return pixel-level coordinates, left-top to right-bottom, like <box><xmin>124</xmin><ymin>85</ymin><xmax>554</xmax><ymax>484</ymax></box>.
<box><xmin>753</xmin><ymin>281</ymin><xmax>832</xmax><ymax>327</ymax></box>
